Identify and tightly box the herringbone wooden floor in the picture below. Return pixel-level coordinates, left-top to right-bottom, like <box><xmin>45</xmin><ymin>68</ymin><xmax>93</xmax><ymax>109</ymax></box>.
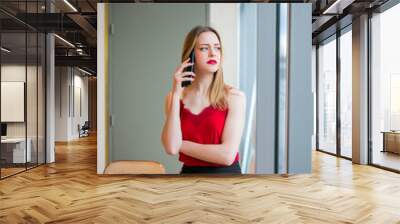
<box><xmin>1</xmin><ymin>134</ymin><xmax>400</xmax><ymax>224</ymax></box>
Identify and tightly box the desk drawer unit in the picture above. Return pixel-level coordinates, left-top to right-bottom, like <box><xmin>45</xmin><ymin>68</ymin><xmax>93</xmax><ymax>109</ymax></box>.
<box><xmin>383</xmin><ymin>132</ymin><xmax>400</xmax><ymax>154</ymax></box>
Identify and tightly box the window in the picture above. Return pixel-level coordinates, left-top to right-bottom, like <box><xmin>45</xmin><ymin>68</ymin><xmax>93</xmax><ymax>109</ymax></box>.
<box><xmin>239</xmin><ymin>3</ymin><xmax>257</xmax><ymax>173</ymax></box>
<box><xmin>339</xmin><ymin>28</ymin><xmax>352</xmax><ymax>158</ymax></box>
<box><xmin>371</xmin><ymin>3</ymin><xmax>400</xmax><ymax>171</ymax></box>
<box><xmin>317</xmin><ymin>36</ymin><xmax>337</xmax><ymax>155</ymax></box>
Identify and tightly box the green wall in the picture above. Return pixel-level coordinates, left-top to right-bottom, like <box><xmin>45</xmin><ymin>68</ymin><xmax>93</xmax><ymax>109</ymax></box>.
<box><xmin>108</xmin><ymin>3</ymin><xmax>208</xmax><ymax>173</ymax></box>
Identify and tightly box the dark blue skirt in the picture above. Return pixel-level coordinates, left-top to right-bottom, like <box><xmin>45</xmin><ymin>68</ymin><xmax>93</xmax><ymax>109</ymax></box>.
<box><xmin>180</xmin><ymin>161</ymin><xmax>242</xmax><ymax>174</ymax></box>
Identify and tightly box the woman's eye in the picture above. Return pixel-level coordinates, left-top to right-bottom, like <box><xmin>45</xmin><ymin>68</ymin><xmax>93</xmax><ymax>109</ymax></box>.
<box><xmin>199</xmin><ymin>47</ymin><xmax>220</xmax><ymax>51</ymax></box>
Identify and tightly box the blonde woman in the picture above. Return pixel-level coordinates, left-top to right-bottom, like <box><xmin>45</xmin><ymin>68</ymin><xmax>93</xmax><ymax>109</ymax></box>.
<box><xmin>161</xmin><ymin>26</ymin><xmax>246</xmax><ymax>174</ymax></box>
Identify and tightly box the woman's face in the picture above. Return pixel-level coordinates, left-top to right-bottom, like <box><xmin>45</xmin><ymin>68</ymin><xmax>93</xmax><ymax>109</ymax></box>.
<box><xmin>193</xmin><ymin>31</ymin><xmax>221</xmax><ymax>74</ymax></box>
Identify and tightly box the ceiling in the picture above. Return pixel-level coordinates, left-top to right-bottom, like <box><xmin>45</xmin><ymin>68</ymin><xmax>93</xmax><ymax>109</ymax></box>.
<box><xmin>0</xmin><ymin>0</ymin><xmax>395</xmax><ymax>75</ymax></box>
<box><xmin>0</xmin><ymin>0</ymin><xmax>97</xmax><ymax>74</ymax></box>
<box><xmin>310</xmin><ymin>0</ymin><xmax>390</xmax><ymax>44</ymax></box>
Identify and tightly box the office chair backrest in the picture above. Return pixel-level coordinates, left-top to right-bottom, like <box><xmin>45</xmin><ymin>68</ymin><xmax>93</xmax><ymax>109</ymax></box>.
<box><xmin>82</xmin><ymin>121</ymin><xmax>90</xmax><ymax>129</ymax></box>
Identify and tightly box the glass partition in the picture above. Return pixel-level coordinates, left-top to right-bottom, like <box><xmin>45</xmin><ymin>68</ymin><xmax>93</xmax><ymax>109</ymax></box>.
<box><xmin>0</xmin><ymin>1</ymin><xmax>46</xmax><ymax>179</ymax></box>
<box><xmin>1</xmin><ymin>30</ymin><xmax>28</xmax><ymax>177</ymax></box>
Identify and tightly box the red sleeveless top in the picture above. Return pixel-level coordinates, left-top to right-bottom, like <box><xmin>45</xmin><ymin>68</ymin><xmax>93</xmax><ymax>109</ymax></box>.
<box><xmin>179</xmin><ymin>100</ymin><xmax>240</xmax><ymax>167</ymax></box>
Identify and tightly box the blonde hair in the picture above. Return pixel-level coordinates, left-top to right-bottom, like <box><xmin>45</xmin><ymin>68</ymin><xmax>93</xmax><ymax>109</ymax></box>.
<box><xmin>181</xmin><ymin>25</ymin><xmax>229</xmax><ymax>110</ymax></box>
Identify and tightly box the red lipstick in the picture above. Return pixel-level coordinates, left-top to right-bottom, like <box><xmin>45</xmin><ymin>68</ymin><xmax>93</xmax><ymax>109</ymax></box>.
<box><xmin>207</xmin><ymin>59</ymin><xmax>217</xmax><ymax>65</ymax></box>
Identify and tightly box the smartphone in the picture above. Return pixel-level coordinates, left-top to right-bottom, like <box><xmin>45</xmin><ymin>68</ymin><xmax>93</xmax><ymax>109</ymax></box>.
<box><xmin>181</xmin><ymin>50</ymin><xmax>195</xmax><ymax>88</ymax></box>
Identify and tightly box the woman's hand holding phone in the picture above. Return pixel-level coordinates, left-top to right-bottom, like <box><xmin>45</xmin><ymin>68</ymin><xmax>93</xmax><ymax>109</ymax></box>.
<box><xmin>172</xmin><ymin>58</ymin><xmax>196</xmax><ymax>97</ymax></box>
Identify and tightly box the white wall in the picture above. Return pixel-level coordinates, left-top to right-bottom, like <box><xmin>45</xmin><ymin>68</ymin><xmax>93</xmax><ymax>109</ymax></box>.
<box><xmin>71</xmin><ymin>73</ymin><xmax>89</xmax><ymax>138</ymax></box>
<box><xmin>55</xmin><ymin>67</ymin><xmax>68</xmax><ymax>141</ymax></box>
<box><xmin>1</xmin><ymin>82</ymin><xmax>24</xmax><ymax>122</ymax></box>
<box><xmin>1</xmin><ymin>66</ymin><xmax>26</xmax><ymax>138</ymax></box>
<box><xmin>208</xmin><ymin>3</ymin><xmax>240</xmax><ymax>88</ymax></box>
<box><xmin>1</xmin><ymin>65</ymin><xmax>26</xmax><ymax>81</ymax></box>
<box><xmin>1</xmin><ymin>65</ymin><xmax>38</xmax><ymax>138</ymax></box>
<box><xmin>1</xmin><ymin>64</ymin><xmax>46</xmax><ymax>164</ymax></box>
<box><xmin>55</xmin><ymin>67</ymin><xmax>89</xmax><ymax>141</ymax></box>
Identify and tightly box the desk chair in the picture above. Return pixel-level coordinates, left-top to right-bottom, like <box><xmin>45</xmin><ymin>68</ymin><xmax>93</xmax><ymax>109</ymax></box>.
<box><xmin>78</xmin><ymin>121</ymin><xmax>90</xmax><ymax>138</ymax></box>
<box><xmin>104</xmin><ymin>160</ymin><xmax>166</xmax><ymax>174</ymax></box>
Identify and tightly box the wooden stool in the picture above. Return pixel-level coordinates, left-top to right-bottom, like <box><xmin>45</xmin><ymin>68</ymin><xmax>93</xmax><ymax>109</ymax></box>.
<box><xmin>104</xmin><ymin>160</ymin><xmax>166</xmax><ymax>174</ymax></box>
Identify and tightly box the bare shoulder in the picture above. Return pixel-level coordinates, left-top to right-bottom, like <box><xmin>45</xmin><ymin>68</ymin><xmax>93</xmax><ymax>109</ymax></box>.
<box><xmin>229</xmin><ymin>88</ymin><xmax>245</xmax><ymax>97</ymax></box>
<box><xmin>226</xmin><ymin>86</ymin><xmax>246</xmax><ymax>108</ymax></box>
<box><xmin>226</xmin><ymin>85</ymin><xmax>245</xmax><ymax>99</ymax></box>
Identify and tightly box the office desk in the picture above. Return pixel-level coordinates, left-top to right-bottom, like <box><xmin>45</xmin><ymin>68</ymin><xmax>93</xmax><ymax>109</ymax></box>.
<box><xmin>381</xmin><ymin>131</ymin><xmax>400</xmax><ymax>154</ymax></box>
<box><xmin>1</xmin><ymin>138</ymin><xmax>32</xmax><ymax>163</ymax></box>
